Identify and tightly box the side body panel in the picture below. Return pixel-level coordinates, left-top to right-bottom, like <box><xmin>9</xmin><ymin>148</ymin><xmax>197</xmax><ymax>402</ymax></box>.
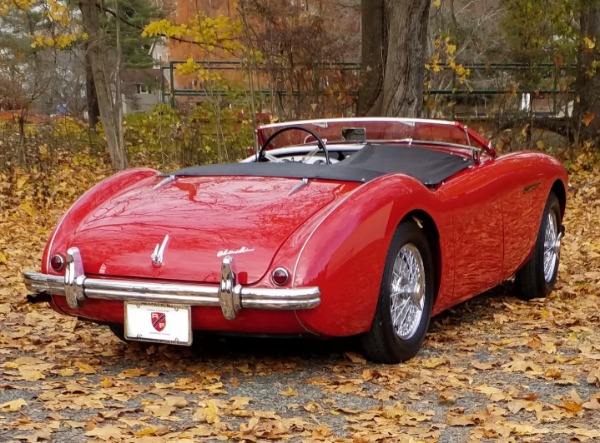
<box><xmin>438</xmin><ymin>151</ymin><xmax>567</xmax><ymax>305</ymax></box>
<box><xmin>495</xmin><ymin>152</ymin><xmax>568</xmax><ymax>277</ymax></box>
<box><xmin>440</xmin><ymin>160</ymin><xmax>506</xmax><ymax>303</ymax></box>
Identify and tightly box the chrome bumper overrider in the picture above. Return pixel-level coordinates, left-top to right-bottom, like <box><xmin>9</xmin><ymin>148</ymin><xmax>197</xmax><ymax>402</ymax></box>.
<box><xmin>24</xmin><ymin>247</ymin><xmax>320</xmax><ymax>320</ymax></box>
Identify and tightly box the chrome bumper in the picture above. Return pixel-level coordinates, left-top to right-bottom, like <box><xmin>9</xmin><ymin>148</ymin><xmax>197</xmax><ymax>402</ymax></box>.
<box><xmin>24</xmin><ymin>247</ymin><xmax>320</xmax><ymax>320</ymax></box>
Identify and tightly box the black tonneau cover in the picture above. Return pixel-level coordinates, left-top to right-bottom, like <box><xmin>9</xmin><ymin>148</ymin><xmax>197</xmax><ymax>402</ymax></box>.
<box><xmin>168</xmin><ymin>144</ymin><xmax>473</xmax><ymax>186</ymax></box>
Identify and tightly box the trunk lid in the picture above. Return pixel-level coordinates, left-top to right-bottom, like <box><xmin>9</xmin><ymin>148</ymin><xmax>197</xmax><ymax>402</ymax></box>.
<box><xmin>68</xmin><ymin>175</ymin><xmax>359</xmax><ymax>284</ymax></box>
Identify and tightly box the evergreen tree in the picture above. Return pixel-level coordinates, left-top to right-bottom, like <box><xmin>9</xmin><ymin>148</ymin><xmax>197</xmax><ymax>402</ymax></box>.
<box><xmin>102</xmin><ymin>0</ymin><xmax>164</xmax><ymax>68</ymax></box>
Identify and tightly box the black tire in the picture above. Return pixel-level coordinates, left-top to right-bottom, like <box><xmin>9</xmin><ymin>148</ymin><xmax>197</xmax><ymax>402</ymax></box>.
<box><xmin>361</xmin><ymin>220</ymin><xmax>435</xmax><ymax>363</ymax></box>
<box><xmin>515</xmin><ymin>192</ymin><xmax>562</xmax><ymax>300</ymax></box>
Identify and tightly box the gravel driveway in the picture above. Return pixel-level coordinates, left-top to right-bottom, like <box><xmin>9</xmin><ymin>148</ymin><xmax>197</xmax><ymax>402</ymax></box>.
<box><xmin>1</xmin><ymin>279</ymin><xmax>599</xmax><ymax>442</ymax></box>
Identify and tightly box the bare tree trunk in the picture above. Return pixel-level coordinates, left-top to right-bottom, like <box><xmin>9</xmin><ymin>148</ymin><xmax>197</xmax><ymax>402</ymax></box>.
<box><xmin>358</xmin><ymin>0</ymin><xmax>385</xmax><ymax>116</ymax></box>
<box><xmin>79</xmin><ymin>0</ymin><xmax>128</xmax><ymax>170</ymax></box>
<box><xmin>84</xmin><ymin>44</ymin><xmax>100</xmax><ymax>130</ymax></box>
<box><xmin>114</xmin><ymin>0</ymin><xmax>125</xmax><ymax>159</ymax></box>
<box><xmin>237</xmin><ymin>1</ymin><xmax>259</xmax><ymax>142</ymax></box>
<box><xmin>380</xmin><ymin>0</ymin><xmax>430</xmax><ymax>117</ymax></box>
<box><xmin>17</xmin><ymin>109</ymin><xmax>26</xmax><ymax>165</ymax></box>
<box><xmin>575</xmin><ymin>4</ymin><xmax>600</xmax><ymax>143</ymax></box>
<box><xmin>358</xmin><ymin>0</ymin><xmax>430</xmax><ymax>117</ymax></box>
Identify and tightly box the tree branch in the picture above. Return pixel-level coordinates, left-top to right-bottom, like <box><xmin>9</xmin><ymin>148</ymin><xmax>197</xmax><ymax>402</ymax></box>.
<box><xmin>97</xmin><ymin>3</ymin><xmax>242</xmax><ymax>55</ymax></box>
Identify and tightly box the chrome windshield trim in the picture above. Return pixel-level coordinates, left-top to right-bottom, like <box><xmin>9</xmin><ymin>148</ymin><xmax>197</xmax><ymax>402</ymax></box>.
<box><xmin>259</xmin><ymin>117</ymin><xmax>459</xmax><ymax>130</ymax></box>
<box><xmin>23</xmin><ymin>253</ymin><xmax>320</xmax><ymax>319</ymax></box>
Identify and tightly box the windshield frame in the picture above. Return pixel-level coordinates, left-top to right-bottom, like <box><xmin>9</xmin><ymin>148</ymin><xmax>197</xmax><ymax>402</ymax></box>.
<box><xmin>256</xmin><ymin>117</ymin><xmax>494</xmax><ymax>161</ymax></box>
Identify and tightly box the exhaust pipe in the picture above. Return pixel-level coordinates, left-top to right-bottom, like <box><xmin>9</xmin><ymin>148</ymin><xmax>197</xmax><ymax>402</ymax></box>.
<box><xmin>26</xmin><ymin>293</ymin><xmax>51</xmax><ymax>304</ymax></box>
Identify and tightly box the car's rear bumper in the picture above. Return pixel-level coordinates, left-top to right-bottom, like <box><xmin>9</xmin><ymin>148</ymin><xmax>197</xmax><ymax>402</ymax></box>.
<box><xmin>24</xmin><ymin>247</ymin><xmax>320</xmax><ymax>321</ymax></box>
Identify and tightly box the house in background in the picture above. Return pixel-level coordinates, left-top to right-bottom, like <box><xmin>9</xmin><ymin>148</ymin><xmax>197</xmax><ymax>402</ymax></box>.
<box><xmin>162</xmin><ymin>0</ymin><xmax>361</xmax><ymax>118</ymax></box>
<box><xmin>120</xmin><ymin>36</ymin><xmax>171</xmax><ymax>114</ymax></box>
<box><xmin>121</xmin><ymin>68</ymin><xmax>163</xmax><ymax>114</ymax></box>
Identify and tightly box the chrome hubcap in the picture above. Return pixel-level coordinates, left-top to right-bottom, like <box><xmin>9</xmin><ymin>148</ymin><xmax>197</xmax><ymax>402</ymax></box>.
<box><xmin>543</xmin><ymin>211</ymin><xmax>560</xmax><ymax>283</ymax></box>
<box><xmin>390</xmin><ymin>244</ymin><xmax>425</xmax><ymax>340</ymax></box>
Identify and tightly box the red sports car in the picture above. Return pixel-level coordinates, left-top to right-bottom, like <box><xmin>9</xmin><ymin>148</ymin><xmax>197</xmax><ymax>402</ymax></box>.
<box><xmin>24</xmin><ymin>118</ymin><xmax>567</xmax><ymax>363</ymax></box>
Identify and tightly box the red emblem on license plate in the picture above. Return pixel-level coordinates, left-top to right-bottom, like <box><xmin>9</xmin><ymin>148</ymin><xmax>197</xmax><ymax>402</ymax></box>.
<box><xmin>151</xmin><ymin>312</ymin><xmax>166</xmax><ymax>332</ymax></box>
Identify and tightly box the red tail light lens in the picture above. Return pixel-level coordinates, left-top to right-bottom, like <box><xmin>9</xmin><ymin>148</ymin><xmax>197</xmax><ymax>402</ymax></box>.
<box><xmin>271</xmin><ymin>267</ymin><xmax>290</xmax><ymax>286</ymax></box>
<box><xmin>50</xmin><ymin>254</ymin><xmax>65</xmax><ymax>272</ymax></box>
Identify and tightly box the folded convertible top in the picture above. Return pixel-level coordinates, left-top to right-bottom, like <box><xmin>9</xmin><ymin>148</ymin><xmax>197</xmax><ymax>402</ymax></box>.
<box><xmin>167</xmin><ymin>144</ymin><xmax>473</xmax><ymax>186</ymax></box>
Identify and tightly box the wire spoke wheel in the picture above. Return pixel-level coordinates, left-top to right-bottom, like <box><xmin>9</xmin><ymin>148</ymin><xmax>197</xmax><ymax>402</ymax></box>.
<box><xmin>543</xmin><ymin>210</ymin><xmax>560</xmax><ymax>283</ymax></box>
<box><xmin>515</xmin><ymin>192</ymin><xmax>562</xmax><ymax>300</ymax></box>
<box><xmin>390</xmin><ymin>244</ymin><xmax>425</xmax><ymax>340</ymax></box>
<box><xmin>361</xmin><ymin>220</ymin><xmax>434</xmax><ymax>363</ymax></box>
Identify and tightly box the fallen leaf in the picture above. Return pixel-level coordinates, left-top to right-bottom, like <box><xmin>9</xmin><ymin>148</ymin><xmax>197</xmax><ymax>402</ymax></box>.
<box><xmin>0</xmin><ymin>398</ymin><xmax>27</xmax><ymax>412</ymax></box>
<box><xmin>279</xmin><ymin>386</ymin><xmax>298</xmax><ymax>397</ymax></box>
<box><xmin>85</xmin><ymin>425</ymin><xmax>124</xmax><ymax>440</ymax></box>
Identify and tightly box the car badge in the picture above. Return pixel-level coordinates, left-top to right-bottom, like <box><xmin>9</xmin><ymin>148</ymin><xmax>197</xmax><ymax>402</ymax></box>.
<box><xmin>217</xmin><ymin>246</ymin><xmax>255</xmax><ymax>257</ymax></box>
<box><xmin>151</xmin><ymin>312</ymin><xmax>166</xmax><ymax>332</ymax></box>
<box><xmin>151</xmin><ymin>235</ymin><xmax>170</xmax><ymax>267</ymax></box>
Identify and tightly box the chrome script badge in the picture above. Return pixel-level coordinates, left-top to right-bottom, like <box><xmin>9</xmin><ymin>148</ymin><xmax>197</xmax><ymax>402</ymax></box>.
<box><xmin>217</xmin><ymin>246</ymin><xmax>255</xmax><ymax>257</ymax></box>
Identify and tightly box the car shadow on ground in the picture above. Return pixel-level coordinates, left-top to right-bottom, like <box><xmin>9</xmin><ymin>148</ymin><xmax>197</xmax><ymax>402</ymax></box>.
<box><xmin>428</xmin><ymin>281</ymin><xmax>515</xmax><ymax>332</ymax></box>
<box><xmin>190</xmin><ymin>334</ymin><xmax>358</xmax><ymax>363</ymax></box>
<box><xmin>113</xmin><ymin>282</ymin><xmax>517</xmax><ymax>366</ymax></box>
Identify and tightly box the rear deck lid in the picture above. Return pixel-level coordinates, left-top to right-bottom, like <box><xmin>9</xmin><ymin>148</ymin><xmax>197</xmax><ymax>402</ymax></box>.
<box><xmin>67</xmin><ymin>175</ymin><xmax>359</xmax><ymax>284</ymax></box>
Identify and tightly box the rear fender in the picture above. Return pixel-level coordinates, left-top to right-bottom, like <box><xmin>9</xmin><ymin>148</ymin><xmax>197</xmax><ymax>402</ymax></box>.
<box><xmin>42</xmin><ymin>168</ymin><xmax>158</xmax><ymax>274</ymax></box>
<box><xmin>271</xmin><ymin>174</ymin><xmax>448</xmax><ymax>337</ymax></box>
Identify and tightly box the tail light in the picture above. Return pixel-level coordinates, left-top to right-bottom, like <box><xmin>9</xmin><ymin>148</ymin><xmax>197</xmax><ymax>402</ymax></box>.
<box><xmin>271</xmin><ymin>267</ymin><xmax>290</xmax><ymax>286</ymax></box>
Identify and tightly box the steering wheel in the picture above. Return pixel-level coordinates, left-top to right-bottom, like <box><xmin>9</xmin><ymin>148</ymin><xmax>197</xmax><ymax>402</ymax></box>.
<box><xmin>258</xmin><ymin>126</ymin><xmax>331</xmax><ymax>165</ymax></box>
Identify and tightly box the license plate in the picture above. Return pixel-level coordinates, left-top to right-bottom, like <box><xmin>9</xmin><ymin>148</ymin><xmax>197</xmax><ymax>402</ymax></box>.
<box><xmin>124</xmin><ymin>302</ymin><xmax>192</xmax><ymax>345</ymax></box>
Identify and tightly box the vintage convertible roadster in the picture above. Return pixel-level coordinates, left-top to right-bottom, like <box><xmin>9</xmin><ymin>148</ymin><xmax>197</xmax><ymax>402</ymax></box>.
<box><xmin>24</xmin><ymin>118</ymin><xmax>568</xmax><ymax>363</ymax></box>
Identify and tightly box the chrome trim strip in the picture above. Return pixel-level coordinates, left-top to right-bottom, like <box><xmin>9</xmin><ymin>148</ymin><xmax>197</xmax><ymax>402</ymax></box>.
<box><xmin>23</xmin><ymin>256</ymin><xmax>321</xmax><ymax>319</ymax></box>
<box><xmin>523</xmin><ymin>182</ymin><xmax>541</xmax><ymax>194</ymax></box>
<box><xmin>259</xmin><ymin>117</ymin><xmax>459</xmax><ymax>130</ymax></box>
<box><xmin>152</xmin><ymin>174</ymin><xmax>175</xmax><ymax>190</ymax></box>
<box><xmin>288</xmin><ymin>178</ymin><xmax>309</xmax><ymax>196</ymax></box>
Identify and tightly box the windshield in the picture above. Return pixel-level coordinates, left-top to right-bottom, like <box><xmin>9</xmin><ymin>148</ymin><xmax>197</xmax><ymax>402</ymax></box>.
<box><xmin>256</xmin><ymin>118</ymin><xmax>488</xmax><ymax>150</ymax></box>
